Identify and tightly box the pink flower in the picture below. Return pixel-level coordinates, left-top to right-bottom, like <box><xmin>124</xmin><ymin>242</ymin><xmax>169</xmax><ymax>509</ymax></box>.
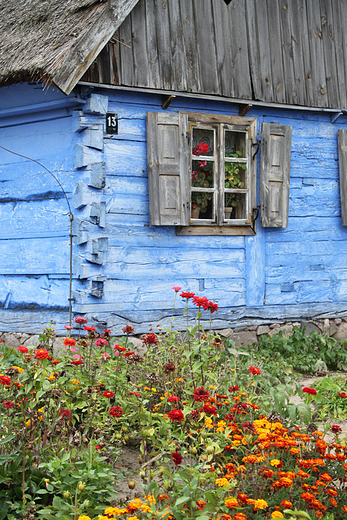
<box><xmin>69</xmin><ymin>348</ymin><xmax>77</xmax><ymax>353</ymax></box>
<box><xmin>74</xmin><ymin>316</ymin><xmax>88</xmax><ymax>325</ymax></box>
<box><xmin>101</xmin><ymin>352</ymin><xmax>110</xmax><ymax>360</ymax></box>
<box><xmin>172</xmin><ymin>286</ymin><xmax>182</xmax><ymax>292</ymax></box>
<box><xmin>95</xmin><ymin>338</ymin><xmax>109</xmax><ymax>347</ymax></box>
<box><xmin>64</xmin><ymin>325</ymin><xmax>74</xmax><ymax>330</ymax></box>
<box><xmin>73</xmin><ymin>354</ymin><xmax>84</xmax><ymax>360</ymax></box>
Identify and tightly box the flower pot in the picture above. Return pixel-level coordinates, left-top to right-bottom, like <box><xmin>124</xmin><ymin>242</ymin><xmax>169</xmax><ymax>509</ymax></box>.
<box><xmin>225</xmin><ymin>207</ymin><xmax>233</xmax><ymax>219</ymax></box>
<box><xmin>191</xmin><ymin>207</ymin><xmax>200</xmax><ymax>219</ymax></box>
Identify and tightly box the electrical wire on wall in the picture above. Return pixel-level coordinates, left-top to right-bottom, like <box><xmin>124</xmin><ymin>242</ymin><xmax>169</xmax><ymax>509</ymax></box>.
<box><xmin>0</xmin><ymin>144</ymin><xmax>74</xmax><ymax>326</ymax></box>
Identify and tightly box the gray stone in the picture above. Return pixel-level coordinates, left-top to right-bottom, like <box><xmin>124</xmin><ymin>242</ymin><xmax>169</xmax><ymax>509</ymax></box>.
<box><xmin>256</xmin><ymin>325</ymin><xmax>270</xmax><ymax>336</ymax></box>
<box><xmin>328</xmin><ymin>323</ymin><xmax>338</xmax><ymax>337</ymax></box>
<box><xmin>334</xmin><ymin>318</ymin><xmax>342</xmax><ymax>325</ymax></box>
<box><xmin>323</xmin><ymin>319</ymin><xmax>330</xmax><ymax>331</ymax></box>
<box><xmin>53</xmin><ymin>337</ymin><xmax>66</xmax><ymax>356</ymax></box>
<box><xmin>268</xmin><ymin>325</ymin><xmax>281</xmax><ymax>337</ymax></box>
<box><xmin>332</xmin><ymin>322</ymin><xmax>347</xmax><ymax>342</ymax></box>
<box><xmin>301</xmin><ymin>322</ymin><xmax>321</xmax><ymax>335</ymax></box>
<box><xmin>23</xmin><ymin>335</ymin><xmax>41</xmax><ymax>348</ymax></box>
<box><xmin>232</xmin><ymin>331</ymin><xmax>257</xmax><ymax>348</ymax></box>
<box><xmin>20</xmin><ymin>333</ymin><xmax>31</xmax><ymax>343</ymax></box>
<box><xmin>2</xmin><ymin>333</ymin><xmax>21</xmax><ymax>349</ymax></box>
<box><xmin>217</xmin><ymin>328</ymin><xmax>234</xmax><ymax>339</ymax></box>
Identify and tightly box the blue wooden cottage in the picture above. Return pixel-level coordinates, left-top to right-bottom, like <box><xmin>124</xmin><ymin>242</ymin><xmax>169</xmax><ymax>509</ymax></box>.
<box><xmin>1</xmin><ymin>0</ymin><xmax>347</xmax><ymax>335</ymax></box>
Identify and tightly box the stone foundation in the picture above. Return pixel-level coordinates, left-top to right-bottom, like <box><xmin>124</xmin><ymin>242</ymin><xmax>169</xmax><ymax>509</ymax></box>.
<box><xmin>1</xmin><ymin>318</ymin><xmax>347</xmax><ymax>350</ymax></box>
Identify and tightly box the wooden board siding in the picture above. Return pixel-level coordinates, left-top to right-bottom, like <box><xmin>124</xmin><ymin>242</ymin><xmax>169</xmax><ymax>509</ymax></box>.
<box><xmin>81</xmin><ymin>0</ymin><xmax>347</xmax><ymax>110</ymax></box>
<box><xmin>2</xmin><ymin>83</ymin><xmax>347</xmax><ymax>335</ymax></box>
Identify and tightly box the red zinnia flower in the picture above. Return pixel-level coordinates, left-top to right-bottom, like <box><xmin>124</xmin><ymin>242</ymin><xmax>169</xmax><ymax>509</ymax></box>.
<box><xmin>168</xmin><ymin>409</ymin><xmax>184</xmax><ymax>422</ymax></box>
<box><xmin>331</xmin><ymin>425</ymin><xmax>342</xmax><ymax>434</ymax></box>
<box><xmin>109</xmin><ymin>406</ymin><xmax>123</xmax><ymax>418</ymax></box>
<box><xmin>201</xmin><ymin>403</ymin><xmax>218</xmax><ymax>415</ymax></box>
<box><xmin>64</xmin><ymin>338</ymin><xmax>76</xmax><ymax>347</ymax></box>
<box><xmin>95</xmin><ymin>338</ymin><xmax>108</xmax><ymax>347</ymax></box>
<box><xmin>124</xmin><ymin>351</ymin><xmax>135</xmax><ymax>357</ymax></box>
<box><xmin>35</xmin><ymin>348</ymin><xmax>49</xmax><ymax>360</ymax></box>
<box><xmin>171</xmin><ymin>452</ymin><xmax>182</xmax><ymax>466</ymax></box>
<box><xmin>248</xmin><ymin>366</ymin><xmax>261</xmax><ymax>375</ymax></box>
<box><xmin>71</xmin><ymin>360</ymin><xmax>83</xmax><ymax>366</ymax></box>
<box><xmin>172</xmin><ymin>286</ymin><xmax>182</xmax><ymax>292</ymax></box>
<box><xmin>168</xmin><ymin>395</ymin><xmax>180</xmax><ymax>403</ymax></box>
<box><xmin>17</xmin><ymin>345</ymin><xmax>29</xmax><ymax>353</ymax></box>
<box><xmin>95</xmin><ymin>445</ymin><xmax>102</xmax><ymax>450</ymax></box>
<box><xmin>103</xmin><ymin>391</ymin><xmax>115</xmax><ymax>398</ymax></box>
<box><xmin>207</xmin><ymin>300</ymin><xmax>218</xmax><ymax>313</ymax></box>
<box><xmin>58</xmin><ymin>409</ymin><xmax>72</xmax><ymax>419</ymax></box>
<box><xmin>302</xmin><ymin>387</ymin><xmax>317</xmax><ymax>395</ymax></box>
<box><xmin>180</xmin><ymin>291</ymin><xmax>195</xmax><ymax>300</ymax></box>
<box><xmin>193</xmin><ymin>387</ymin><xmax>210</xmax><ymax>402</ymax></box>
<box><xmin>337</xmin><ymin>391</ymin><xmax>347</xmax><ymax>398</ymax></box>
<box><xmin>74</xmin><ymin>316</ymin><xmax>88</xmax><ymax>325</ymax></box>
<box><xmin>2</xmin><ymin>400</ymin><xmax>14</xmax><ymax>409</ymax></box>
<box><xmin>228</xmin><ymin>385</ymin><xmax>240</xmax><ymax>392</ymax></box>
<box><xmin>114</xmin><ymin>344</ymin><xmax>127</xmax><ymax>352</ymax></box>
<box><xmin>163</xmin><ymin>363</ymin><xmax>176</xmax><ymax>373</ymax></box>
<box><xmin>142</xmin><ymin>333</ymin><xmax>158</xmax><ymax>345</ymax></box>
<box><xmin>123</xmin><ymin>325</ymin><xmax>135</xmax><ymax>334</ymax></box>
<box><xmin>64</xmin><ymin>325</ymin><xmax>74</xmax><ymax>330</ymax></box>
<box><xmin>83</xmin><ymin>326</ymin><xmax>96</xmax><ymax>332</ymax></box>
<box><xmin>192</xmin><ymin>296</ymin><xmax>209</xmax><ymax>310</ymax></box>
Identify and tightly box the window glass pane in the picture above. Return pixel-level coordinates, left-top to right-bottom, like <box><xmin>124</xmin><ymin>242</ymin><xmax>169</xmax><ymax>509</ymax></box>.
<box><xmin>191</xmin><ymin>192</ymin><xmax>214</xmax><ymax>220</ymax></box>
<box><xmin>224</xmin><ymin>162</ymin><xmax>247</xmax><ymax>189</ymax></box>
<box><xmin>225</xmin><ymin>130</ymin><xmax>246</xmax><ymax>158</ymax></box>
<box><xmin>192</xmin><ymin>128</ymin><xmax>214</xmax><ymax>156</ymax></box>
<box><xmin>224</xmin><ymin>193</ymin><xmax>247</xmax><ymax>220</ymax></box>
<box><xmin>192</xmin><ymin>160</ymin><xmax>214</xmax><ymax>188</ymax></box>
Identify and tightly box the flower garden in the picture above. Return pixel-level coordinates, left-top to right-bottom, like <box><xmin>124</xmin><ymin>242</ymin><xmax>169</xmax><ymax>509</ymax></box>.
<box><xmin>1</xmin><ymin>288</ymin><xmax>347</xmax><ymax>520</ymax></box>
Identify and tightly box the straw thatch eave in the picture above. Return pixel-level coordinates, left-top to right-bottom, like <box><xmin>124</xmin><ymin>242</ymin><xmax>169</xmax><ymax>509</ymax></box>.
<box><xmin>0</xmin><ymin>0</ymin><xmax>140</xmax><ymax>95</ymax></box>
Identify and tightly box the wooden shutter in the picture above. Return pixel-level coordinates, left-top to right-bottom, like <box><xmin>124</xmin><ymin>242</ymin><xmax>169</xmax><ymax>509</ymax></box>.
<box><xmin>260</xmin><ymin>123</ymin><xmax>292</xmax><ymax>227</ymax></box>
<box><xmin>338</xmin><ymin>130</ymin><xmax>347</xmax><ymax>225</ymax></box>
<box><xmin>147</xmin><ymin>112</ymin><xmax>190</xmax><ymax>226</ymax></box>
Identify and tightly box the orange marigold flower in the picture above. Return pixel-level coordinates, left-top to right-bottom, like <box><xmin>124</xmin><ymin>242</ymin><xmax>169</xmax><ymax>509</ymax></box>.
<box><xmin>326</xmin><ymin>488</ymin><xmax>338</xmax><ymax>497</ymax></box>
<box><xmin>270</xmin><ymin>459</ymin><xmax>282</xmax><ymax>467</ymax></box>
<box><xmin>319</xmin><ymin>472</ymin><xmax>332</xmax><ymax>482</ymax></box>
<box><xmin>253</xmin><ymin>499</ymin><xmax>268</xmax><ymax>510</ymax></box>
<box><xmin>342</xmin><ymin>505</ymin><xmax>347</xmax><ymax>514</ymax></box>
<box><xmin>196</xmin><ymin>500</ymin><xmax>206</xmax><ymax>510</ymax></box>
<box><xmin>234</xmin><ymin>514</ymin><xmax>247</xmax><ymax>520</ymax></box>
<box><xmin>280</xmin><ymin>500</ymin><xmax>293</xmax><ymax>508</ymax></box>
<box><xmin>224</xmin><ymin>497</ymin><xmax>238</xmax><ymax>509</ymax></box>
<box><xmin>271</xmin><ymin>513</ymin><xmax>284</xmax><ymax>519</ymax></box>
<box><xmin>329</xmin><ymin>498</ymin><xmax>337</xmax><ymax>507</ymax></box>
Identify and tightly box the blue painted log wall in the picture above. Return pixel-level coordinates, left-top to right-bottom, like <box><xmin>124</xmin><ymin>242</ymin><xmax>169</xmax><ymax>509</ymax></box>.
<box><xmin>1</xmin><ymin>83</ymin><xmax>347</xmax><ymax>334</ymax></box>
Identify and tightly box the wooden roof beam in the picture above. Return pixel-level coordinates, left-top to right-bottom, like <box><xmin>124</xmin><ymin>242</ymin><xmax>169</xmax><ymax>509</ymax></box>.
<box><xmin>162</xmin><ymin>95</ymin><xmax>176</xmax><ymax>110</ymax></box>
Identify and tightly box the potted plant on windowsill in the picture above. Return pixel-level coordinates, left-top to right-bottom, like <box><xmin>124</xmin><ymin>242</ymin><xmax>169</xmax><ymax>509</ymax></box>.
<box><xmin>191</xmin><ymin>141</ymin><xmax>213</xmax><ymax>219</ymax></box>
<box><xmin>224</xmin><ymin>151</ymin><xmax>246</xmax><ymax>219</ymax></box>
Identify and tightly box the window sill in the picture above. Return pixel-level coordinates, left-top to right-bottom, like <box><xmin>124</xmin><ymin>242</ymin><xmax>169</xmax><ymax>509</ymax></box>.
<box><xmin>176</xmin><ymin>225</ymin><xmax>256</xmax><ymax>236</ymax></box>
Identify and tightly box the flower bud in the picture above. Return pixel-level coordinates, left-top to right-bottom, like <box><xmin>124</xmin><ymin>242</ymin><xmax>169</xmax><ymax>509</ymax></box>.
<box><xmin>78</xmin><ymin>481</ymin><xmax>85</xmax><ymax>491</ymax></box>
<box><xmin>115</xmin><ymin>433</ymin><xmax>122</xmax><ymax>440</ymax></box>
<box><xmin>206</xmin><ymin>445</ymin><xmax>214</xmax><ymax>455</ymax></box>
<box><xmin>128</xmin><ymin>479</ymin><xmax>136</xmax><ymax>490</ymax></box>
<box><xmin>63</xmin><ymin>491</ymin><xmax>71</xmax><ymax>499</ymax></box>
<box><xmin>190</xmin><ymin>446</ymin><xmax>198</xmax><ymax>455</ymax></box>
<box><xmin>139</xmin><ymin>469</ymin><xmax>146</xmax><ymax>479</ymax></box>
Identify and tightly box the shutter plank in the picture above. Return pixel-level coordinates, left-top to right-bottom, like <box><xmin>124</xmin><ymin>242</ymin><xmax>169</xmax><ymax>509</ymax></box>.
<box><xmin>260</xmin><ymin>123</ymin><xmax>292</xmax><ymax>227</ymax></box>
<box><xmin>338</xmin><ymin>129</ymin><xmax>347</xmax><ymax>226</ymax></box>
<box><xmin>147</xmin><ymin>112</ymin><xmax>189</xmax><ymax>226</ymax></box>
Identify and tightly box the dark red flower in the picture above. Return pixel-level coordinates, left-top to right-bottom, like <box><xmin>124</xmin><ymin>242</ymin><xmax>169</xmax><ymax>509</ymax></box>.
<box><xmin>168</xmin><ymin>409</ymin><xmax>184</xmax><ymax>422</ymax></box>
<box><xmin>302</xmin><ymin>387</ymin><xmax>317</xmax><ymax>395</ymax></box>
<box><xmin>193</xmin><ymin>387</ymin><xmax>210</xmax><ymax>402</ymax></box>
<box><xmin>142</xmin><ymin>333</ymin><xmax>158</xmax><ymax>345</ymax></box>
<box><xmin>74</xmin><ymin>316</ymin><xmax>88</xmax><ymax>325</ymax></box>
<box><xmin>124</xmin><ymin>351</ymin><xmax>135</xmax><ymax>357</ymax></box>
<box><xmin>189</xmin><ymin>410</ymin><xmax>201</xmax><ymax>421</ymax></box>
<box><xmin>123</xmin><ymin>325</ymin><xmax>135</xmax><ymax>334</ymax></box>
<box><xmin>163</xmin><ymin>363</ymin><xmax>176</xmax><ymax>373</ymax></box>
<box><xmin>201</xmin><ymin>403</ymin><xmax>217</xmax><ymax>415</ymax></box>
<box><xmin>58</xmin><ymin>409</ymin><xmax>72</xmax><ymax>419</ymax></box>
<box><xmin>71</xmin><ymin>360</ymin><xmax>83</xmax><ymax>366</ymax></box>
<box><xmin>180</xmin><ymin>291</ymin><xmax>195</xmax><ymax>300</ymax></box>
<box><xmin>2</xmin><ymin>400</ymin><xmax>14</xmax><ymax>409</ymax></box>
<box><xmin>248</xmin><ymin>366</ymin><xmax>261</xmax><ymax>376</ymax></box>
<box><xmin>103</xmin><ymin>391</ymin><xmax>115</xmax><ymax>398</ymax></box>
<box><xmin>228</xmin><ymin>385</ymin><xmax>240</xmax><ymax>392</ymax></box>
<box><xmin>168</xmin><ymin>395</ymin><xmax>180</xmax><ymax>403</ymax></box>
<box><xmin>337</xmin><ymin>391</ymin><xmax>347</xmax><ymax>398</ymax></box>
<box><xmin>331</xmin><ymin>425</ymin><xmax>342</xmax><ymax>434</ymax></box>
<box><xmin>171</xmin><ymin>452</ymin><xmax>182</xmax><ymax>466</ymax></box>
<box><xmin>17</xmin><ymin>345</ymin><xmax>29</xmax><ymax>353</ymax></box>
<box><xmin>129</xmin><ymin>391</ymin><xmax>141</xmax><ymax>397</ymax></box>
<box><xmin>207</xmin><ymin>301</ymin><xmax>218</xmax><ymax>313</ymax></box>
<box><xmin>35</xmin><ymin>348</ymin><xmax>49</xmax><ymax>360</ymax></box>
<box><xmin>109</xmin><ymin>406</ymin><xmax>123</xmax><ymax>418</ymax></box>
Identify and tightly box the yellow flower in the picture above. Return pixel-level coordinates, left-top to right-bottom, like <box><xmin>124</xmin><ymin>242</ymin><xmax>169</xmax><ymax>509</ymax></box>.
<box><xmin>254</xmin><ymin>499</ymin><xmax>268</xmax><ymax>510</ymax></box>
<box><xmin>128</xmin><ymin>517</ymin><xmax>140</xmax><ymax>520</ymax></box>
<box><xmin>175</xmin><ymin>378</ymin><xmax>183</xmax><ymax>382</ymax></box>
<box><xmin>48</xmin><ymin>375</ymin><xmax>56</xmax><ymax>381</ymax></box>
<box><xmin>224</xmin><ymin>497</ymin><xmax>238</xmax><ymax>508</ymax></box>
<box><xmin>271</xmin><ymin>513</ymin><xmax>284</xmax><ymax>518</ymax></box>
<box><xmin>215</xmin><ymin>478</ymin><xmax>230</xmax><ymax>488</ymax></box>
<box><xmin>12</xmin><ymin>366</ymin><xmax>24</xmax><ymax>373</ymax></box>
<box><xmin>104</xmin><ymin>507</ymin><xmax>119</xmax><ymax>516</ymax></box>
<box><xmin>77</xmin><ymin>516</ymin><xmax>91</xmax><ymax>520</ymax></box>
<box><xmin>270</xmin><ymin>459</ymin><xmax>281</xmax><ymax>467</ymax></box>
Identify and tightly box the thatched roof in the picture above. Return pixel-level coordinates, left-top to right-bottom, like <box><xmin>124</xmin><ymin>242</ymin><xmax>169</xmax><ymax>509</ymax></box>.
<box><xmin>0</xmin><ymin>0</ymin><xmax>140</xmax><ymax>94</ymax></box>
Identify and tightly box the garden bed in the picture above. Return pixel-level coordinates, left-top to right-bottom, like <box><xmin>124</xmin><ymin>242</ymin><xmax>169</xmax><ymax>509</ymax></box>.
<box><xmin>1</xmin><ymin>289</ymin><xmax>347</xmax><ymax>520</ymax></box>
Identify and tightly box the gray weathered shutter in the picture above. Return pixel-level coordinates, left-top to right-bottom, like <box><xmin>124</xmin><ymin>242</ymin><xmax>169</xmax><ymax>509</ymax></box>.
<box><xmin>338</xmin><ymin>129</ymin><xmax>347</xmax><ymax>225</ymax></box>
<box><xmin>147</xmin><ymin>112</ymin><xmax>190</xmax><ymax>225</ymax></box>
<box><xmin>260</xmin><ymin>123</ymin><xmax>292</xmax><ymax>227</ymax></box>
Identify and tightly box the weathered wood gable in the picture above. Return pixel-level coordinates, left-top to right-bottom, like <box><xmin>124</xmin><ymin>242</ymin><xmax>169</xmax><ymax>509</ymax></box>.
<box><xmin>82</xmin><ymin>0</ymin><xmax>347</xmax><ymax>110</ymax></box>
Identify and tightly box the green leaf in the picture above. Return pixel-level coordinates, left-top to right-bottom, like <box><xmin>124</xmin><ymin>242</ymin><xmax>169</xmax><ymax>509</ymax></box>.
<box><xmin>174</xmin><ymin>496</ymin><xmax>190</xmax><ymax>507</ymax></box>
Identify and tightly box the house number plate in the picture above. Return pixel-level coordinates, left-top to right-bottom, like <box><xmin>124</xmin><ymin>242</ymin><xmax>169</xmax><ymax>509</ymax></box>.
<box><xmin>106</xmin><ymin>113</ymin><xmax>118</xmax><ymax>134</ymax></box>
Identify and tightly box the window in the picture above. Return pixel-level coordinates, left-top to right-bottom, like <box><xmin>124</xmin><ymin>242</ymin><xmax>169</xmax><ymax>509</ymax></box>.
<box><xmin>147</xmin><ymin>112</ymin><xmax>291</xmax><ymax>233</ymax></box>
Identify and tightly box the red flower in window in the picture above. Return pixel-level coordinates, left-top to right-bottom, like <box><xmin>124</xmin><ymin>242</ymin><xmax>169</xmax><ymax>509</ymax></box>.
<box><xmin>192</xmin><ymin>142</ymin><xmax>209</xmax><ymax>156</ymax></box>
